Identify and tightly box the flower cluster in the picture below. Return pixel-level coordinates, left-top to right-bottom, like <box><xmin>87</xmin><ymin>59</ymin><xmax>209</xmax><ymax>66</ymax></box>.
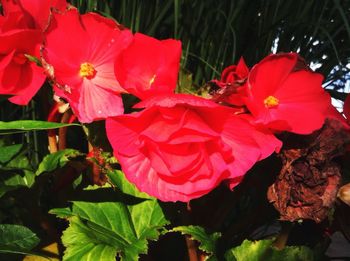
<box><xmin>0</xmin><ymin>1</ymin><xmax>335</xmax><ymax>202</ymax></box>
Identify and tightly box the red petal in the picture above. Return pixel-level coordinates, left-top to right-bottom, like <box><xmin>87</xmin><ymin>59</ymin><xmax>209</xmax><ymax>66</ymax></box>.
<box><xmin>8</xmin><ymin>63</ymin><xmax>46</xmax><ymax>105</ymax></box>
<box><xmin>248</xmin><ymin>53</ymin><xmax>298</xmax><ymax>100</ymax></box>
<box><xmin>135</xmin><ymin>93</ymin><xmax>219</xmax><ymax>109</ymax></box>
<box><xmin>115</xmin><ymin>33</ymin><xmax>181</xmax><ymax>99</ymax></box>
<box><xmin>76</xmin><ymin>80</ymin><xmax>124</xmax><ymax>123</ymax></box>
<box><xmin>221</xmin><ymin>115</ymin><xmax>281</xmax><ymax>189</ymax></box>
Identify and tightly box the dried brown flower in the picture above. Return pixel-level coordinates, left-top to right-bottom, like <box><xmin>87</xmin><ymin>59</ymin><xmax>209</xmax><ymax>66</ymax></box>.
<box><xmin>268</xmin><ymin>119</ymin><xmax>350</xmax><ymax>223</ymax></box>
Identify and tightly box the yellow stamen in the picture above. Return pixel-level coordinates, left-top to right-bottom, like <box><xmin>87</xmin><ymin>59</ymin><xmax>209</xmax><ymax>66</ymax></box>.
<box><xmin>149</xmin><ymin>74</ymin><xmax>156</xmax><ymax>86</ymax></box>
<box><xmin>264</xmin><ymin>95</ymin><xmax>279</xmax><ymax>108</ymax></box>
<box><xmin>79</xmin><ymin>62</ymin><xmax>96</xmax><ymax>79</ymax></box>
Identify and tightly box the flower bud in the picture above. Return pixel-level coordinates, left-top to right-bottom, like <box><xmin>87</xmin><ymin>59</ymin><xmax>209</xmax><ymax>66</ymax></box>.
<box><xmin>338</xmin><ymin>183</ymin><xmax>350</xmax><ymax>206</ymax></box>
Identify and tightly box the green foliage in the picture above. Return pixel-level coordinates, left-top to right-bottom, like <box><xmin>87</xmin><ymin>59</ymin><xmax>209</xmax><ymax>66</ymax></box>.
<box><xmin>60</xmin><ymin>216</ymin><xmax>117</xmax><ymax>261</ymax></box>
<box><xmin>0</xmin><ymin>224</ymin><xmax>39</xmax><ymax>255</ymax></box>
<box><xmin>171</xmin><ymin>225</ymin><xmax>221</xmax><ymax>259</ymax></box>
<box><xmin>51</xmin><ymin>177</ymin><xmax>169</xmax><ymax>260</ymax></box>
<box><xmin>106</xmin><ymin>169</ymin><xmax>151</xmax><ymax>199</ymax></box>
<box><xmin>0</xmin><ymin>120</ymin><xmax>80</xmax><ymax>135</ymax></box>
<box><xmin>36</xmin><ymin>149</ymin><xmax>84</xmax><ymax>176</ymax></box>
<box><xmin>0</xmin><ymin>143</ymin><xmax>22</xmax><ymax>165</ymax></box>
<box><xmin>0</xmin><ymin>143</ymin><xmax>35</xmax><ymax>197</ymax></box>
<box><xmin>225</xmin><ymin>239</ymin><xmax>314</xmax><ymax>261</ymax></box>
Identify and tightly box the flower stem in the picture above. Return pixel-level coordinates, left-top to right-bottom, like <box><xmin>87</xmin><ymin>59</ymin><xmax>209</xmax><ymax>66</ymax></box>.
<box><xmin>58</xmin><ymin>110</ymin><xmax>72</xmax><ymax>150</ymax></box>
<box><xmin>47</xmin><ymin>103</ymin><xmax>60</xmax><ymax>153</ymax></box>
<box><xmin>273</xmin><ymin>222</ymin><xmax>293</xmax><ymax>250</ymax></box>
<box><xmin>185</xmin><ymin>235</ymin><xmax>199</xmax><ymax>261</ymax></box>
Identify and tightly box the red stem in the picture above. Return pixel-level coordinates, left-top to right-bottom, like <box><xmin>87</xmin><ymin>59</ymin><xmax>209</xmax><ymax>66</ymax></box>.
<box><xmin>58</xmin><ymin>110</ymin><xmax>72</xmax><ymax>150</ymax></box>
<box><xmin>185</xmin><ymin>236</ymin><xmax>199</xmax><ymax>261</ymax></box>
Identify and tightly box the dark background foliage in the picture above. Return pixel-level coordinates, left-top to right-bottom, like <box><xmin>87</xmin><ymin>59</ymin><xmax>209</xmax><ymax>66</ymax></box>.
<box><xmin>71</xmin><ymin>0</ymin><xmax>350</xmax><ymax>92</ymax></box>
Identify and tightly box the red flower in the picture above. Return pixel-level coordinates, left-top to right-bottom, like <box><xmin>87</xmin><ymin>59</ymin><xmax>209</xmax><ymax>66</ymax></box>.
<box><xmin>1</xmin><ymin>0</ymin><xmax>67</xmax><ymax>29</ymax></box>
<box><xmin>0</xmin><ymin>11</ymin><xmax>46</xmax><ymax>105</ymax></box>
<box><xmin>215</xmin><ymin>57</ymin><xmax>249</xmax><ymax>88</ymax></box>
<box><xmin>244</xmin><ymin>53</ymin><xmax>331</xmax><ymax>134</ymax></box>
<box><xmin>211</xmin><ymin>57</ymin><xmax>249</xmax><ymax>106</ymax></box>
<box><xmin>115</xmin><ymin>33</ymin><xmax>181</xmax><ymax>100</ymax></box>
<box><xmin>106</xmin><ymin>94</ymin><xmax>281</xmax><ymax>202</ymax></box>
<box><xmin>43</xmin><ymin>9</ymin><xmax>133</xmax><ymax>123</ymax></box>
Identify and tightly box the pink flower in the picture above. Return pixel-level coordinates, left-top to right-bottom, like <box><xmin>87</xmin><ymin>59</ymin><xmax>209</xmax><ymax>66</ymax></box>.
<box><xmin>115</xmin><ymin>33</ymin><xmax>181</xmax><ymax>100</ymax></box>
<box><xmin>42</xmin><ymin>8</ymin><xmax>133</xmax><ymax>123</ymax></box>
<box><xmin>0</xmin><ymin>11</ymin><xmax>46</xmax><ymax>105</ymax></box>
<box><xmin>244</xmin><ymin>53</ymin><xmax>331</xmax><ymax>134</ymax></box>
<box><xmin>106</xmin><ymin>94</ymin><xmax>281</xmax><ymax>202</ymax></box>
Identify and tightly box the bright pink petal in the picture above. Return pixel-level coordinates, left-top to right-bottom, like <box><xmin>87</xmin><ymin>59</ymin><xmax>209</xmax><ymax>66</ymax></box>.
<box><xmin>236</xmin><ymin>57</ymin><xmax>249</xmax><ymax>78</ymax></box>
<box><xmin>0</xmin><ymin>28</ymin><xmax>42</xmax><ymax>53</ymax></box>
<box><xmin>75</xmin><ymin>80</ymin><xmax>124</xmax><ymax>123</ymax></box>
<box><xmin>135</xmin><ymin>93</ymin><xmax>219</xmax><ymax>109</ymax></box>
<box><xmin>248</xmin><ymin>53</ymin><xmax>298</xmax><ymax>100</ymax></box>
<box><xmin>82</xmin><ymin>13</ymin><xmax>132</xmax><ymax>70</ymax></box>
<box><xmin>1</xmin><ymin>0</ymin><xmax>67</xmax><ymax>29</ymax></box>
<box><xmin>8</xmin><ymin>63</ymin><xmax>46</xmax><ymax>105</ymax></box>
<box><xmin>0</xmin><ymin>0</ymin><xmax>21</xmax><ymax>14</ymax></box>
<box><xmin>44</xmin><ymin>9</ymin><xmax>131</xmax><ymax>122</ymax></box>
<box><xmin>0</xmin><ymin>50</ymin><xmax>15</xmax><ymax>70</ymax></box>
<box><xmin>107</xmin><ymin>94</ymin><xmax>278</xmax><ymax>202</ymax></box>
<box><xmin>0</xmin><ymin>63</ymin><xmax>21</xmax><ymax>91</ymax></box>
<box><xmin>0</xmin><ymin>27</ymin><xmax>44</xmax><ymax>104</ymax></box>
<box><xmin>43</xmin><ymin>9</ymin><xmax>88</xmax><ymax>72</ymax></box>
<box><xmin>246</xmin><ymin>53</ymin><xmax>331</xmax><ymax>134</ymax></box>
<box><xmin>221</xmin><ymin>115</ymin><xmax>282</xmax><ymax>189</ymax></box>
<box><xmin>112</xmin><ymin>144</ymin><xmax>230</xmax><ymax>202</ymax></box>
<box><xmin>115</xmin><ymin>33</ymin><xmax>181</xmax><ymax>99</ymax></box>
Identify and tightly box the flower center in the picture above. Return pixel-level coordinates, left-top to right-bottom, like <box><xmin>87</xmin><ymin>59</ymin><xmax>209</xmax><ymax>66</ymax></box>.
<box><xmin>264</xmin><ymin>95</ymin><xmax>279</xmax><ymax>108</ymax></box>
<box><xmin>13</xmin><ymin>53</ymin><xmax>28</xmax><ymax>65</ymax></box>
<box><xmin>79</xmin><ymin>62</ymin><xmax>96</xmax><ymax>79</ymax></box>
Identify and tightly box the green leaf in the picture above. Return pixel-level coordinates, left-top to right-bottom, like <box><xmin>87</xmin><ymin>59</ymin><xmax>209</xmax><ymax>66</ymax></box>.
<box><xmin>0</xmin><ymin>144</ymin><xmax>22</xmax><ymax>164</ymax></box>
<box><xmin>0</xmin><ymin>224</ymin><xmax>39</xmax><ymax>254</ymax></box>
<box><xmin>171</xmin><ymin>225</ymin><xmax>221</xmax><ymax>260</ymax></box>
<box><xmin>52</xmin><ymin>186</ymin><xmax>169</xmax><ymax>261</ymax></box>
<box><xmin>0</xmin><ymin>146</ymin><xmax>35</xmax><ymax>197</ymax></box>
<box><xmin>72</xmin><ymin>174</ymin><xmax>83</xmax><ymax>189</ymax></box>
<box><xmin>36</xmin><ymin>149</ymin><xmax>84</xmax><ymax>176</ymax></box>
<box><xmin>24</xmin><ymin>54</ymin><xmax>42</xmax><ymax>66</ymax></box>
<box><xmin>225</xmin><ymin>239</ymin><xmax>314</xmax><ymax>261</ymax></box>
<box><xmin>49</xmin><ymin>207</ymin><xmax>74</xmax><ymax>219</ymax></box>
<box><xmin>106</xmin><ymin>169</ymin><xmax>151</xmax><ymax>199</ymax></box>
<box><xmin>61</xmin><ymin>217</ymin><xmax>117</xmax><ymax>261</ymax></box>
<box><xmin>0</xmin><ymin>120</ymin><xmax>80</xmax><ymax>135</ymax></box>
